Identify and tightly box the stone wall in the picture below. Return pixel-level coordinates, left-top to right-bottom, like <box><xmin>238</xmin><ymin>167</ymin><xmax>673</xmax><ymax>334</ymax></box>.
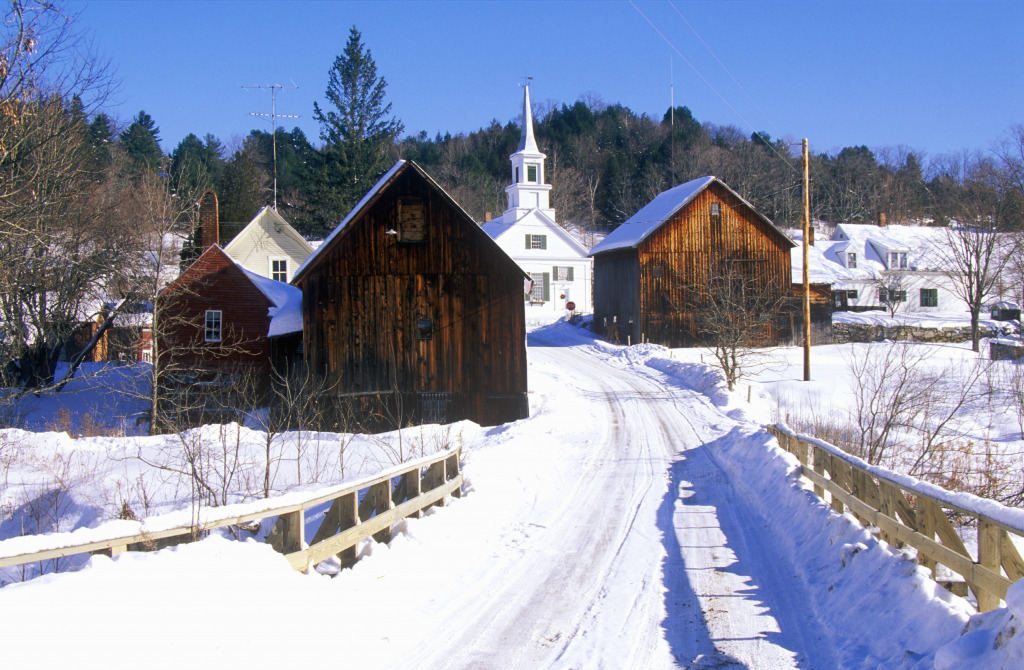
<box><xmin>832</xmin><ymin>321</ymin><xmax>1016</xmax><ymax>344</ymax></box>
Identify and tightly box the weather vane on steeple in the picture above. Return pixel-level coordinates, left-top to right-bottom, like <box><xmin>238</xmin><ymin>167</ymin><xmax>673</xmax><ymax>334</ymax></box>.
<box><xmin>519</xmin><ymin>75</ymin><xmax>533</xmax><ymax>88</ymax></box>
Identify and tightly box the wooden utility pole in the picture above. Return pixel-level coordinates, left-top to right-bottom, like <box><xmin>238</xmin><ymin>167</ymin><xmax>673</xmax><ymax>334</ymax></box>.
<box><xmin>802</xmin><ymin>138</ymin><xmax>811</xmax><ymax>381</ymax></box>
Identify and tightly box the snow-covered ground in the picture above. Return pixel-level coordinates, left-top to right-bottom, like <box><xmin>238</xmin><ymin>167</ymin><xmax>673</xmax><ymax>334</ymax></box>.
<box><xmin>1</xmin><ymin>318</ymin><xmax>1023</xmax><ymax>668</ymax></box>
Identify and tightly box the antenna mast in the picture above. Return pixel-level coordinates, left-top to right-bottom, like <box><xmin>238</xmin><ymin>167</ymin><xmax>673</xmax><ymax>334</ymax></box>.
<box><xmin>241</xmin><ymin>82</ymin><xmax>299</xmax><ymax>211</ymax></box>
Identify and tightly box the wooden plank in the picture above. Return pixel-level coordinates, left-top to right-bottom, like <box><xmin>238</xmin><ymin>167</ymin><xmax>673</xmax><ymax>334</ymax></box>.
<box><xmin>978</xmin><ymin>521</ymin><xmax>1003</xmax><ymax>612</ymax></box>
<box><xmin>1001</xmin><ymin>530</ymin><xmax>1024</xmax><ymax>582</ymax></box>
<box><xmin>266</xmin><ymin>509</ymin><xmax>304</xmax><ymax>555</ymax></box>
<box><xmin>812</xmin><ymin>445</ymin><xmax>825</xmax><ymax>498</ymax></box>
<box><xmin>290</xmin><ymin>474</ymin><xmax>463</xmax><ymax>571</ymax></box>
<box><xmin>310</xmin><ymin>496</ymin><xmax>344</xmax><ymax>546</ymax></box>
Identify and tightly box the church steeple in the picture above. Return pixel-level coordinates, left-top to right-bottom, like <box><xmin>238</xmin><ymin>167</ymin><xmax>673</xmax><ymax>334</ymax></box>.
<box><xmin>518</xmin><ymin>83</ymin><xmax>540</xmax><ymax>154</ymax></box>
<box><xmin>503</xmin><ymin>83</ymin><xmax>554</xmax><ymax>223</ymax></box>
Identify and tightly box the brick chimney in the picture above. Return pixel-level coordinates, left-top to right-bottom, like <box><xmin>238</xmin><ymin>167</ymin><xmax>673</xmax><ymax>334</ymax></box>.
<box><xmin>878</xmin><ymin>211</ymin><xmax>887</xmax><ymax>228</ymax></box>
<box><xmin>200</xmin><ymin>190</ymin><xmax>219</xmax><ymax>251</ymax></box>
<box><xmin>484</xmin><ymin>211</ymin><xmax>492</xmax><ymax>222</ymax></box>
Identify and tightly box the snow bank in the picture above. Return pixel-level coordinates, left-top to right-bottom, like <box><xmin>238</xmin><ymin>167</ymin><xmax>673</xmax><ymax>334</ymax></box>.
<box><xmin>710</xmin><ymin>425</ymin><xmax>973</xmax><ymax>668</ymax></box>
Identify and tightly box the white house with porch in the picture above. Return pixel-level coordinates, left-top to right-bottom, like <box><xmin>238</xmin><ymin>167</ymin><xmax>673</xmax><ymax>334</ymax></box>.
<box><xmin>482</xmin><ymin>85</ymin><xmax>592</xmax><ymax>314</ymax></box>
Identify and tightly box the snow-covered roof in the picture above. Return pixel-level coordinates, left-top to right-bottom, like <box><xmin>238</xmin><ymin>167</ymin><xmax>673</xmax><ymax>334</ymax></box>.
<box><xmin>292</xmin><ymin>160</ymin><xmax>407</xmax><ymax>283</ymax></box>
<box><xmin>482</xmin><ymin>207</ymin><xmax>590</xmax><ymax>256</ymax></box>
<box><xmin>588</xmin><ymin>176</ymin><xmax>793</xmax><ymax>256</ymax></box>
<box><xmin>240</xmin><ymin>266</ymin><xmax>302</xmax><ymax>337</ymax></box>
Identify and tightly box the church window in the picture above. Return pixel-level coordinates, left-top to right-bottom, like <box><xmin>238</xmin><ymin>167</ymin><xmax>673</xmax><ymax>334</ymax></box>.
<box><xmin>527</xmin><ymin>165</ymin><xmax>538</xmax><ymax>182</ymax></box>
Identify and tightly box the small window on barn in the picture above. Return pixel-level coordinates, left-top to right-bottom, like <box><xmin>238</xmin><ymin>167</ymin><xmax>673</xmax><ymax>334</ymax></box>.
<box><xmin>205</xmin><ymin>310</ymin><xmax>222</xmax><ymax>342</ymax></box>
<box><xmin>710</xmin><ymin>202</ymin><xmax>721</xmax><ymax>218</ymax></box>
<box><xmin>396</xmin><ymin>197</ymin><xmax>426</xmax><ymax>243</ymax></box>
<box><xmin>416</xmin><ymin>317</ymin><xmax>433</xmax><ymax>340</ymax></box>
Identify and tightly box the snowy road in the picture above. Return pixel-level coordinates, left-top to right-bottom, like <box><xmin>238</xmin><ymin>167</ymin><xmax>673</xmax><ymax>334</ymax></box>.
<box><xmin>406</xmin><ymin>324</ymin><xmax>836</xmax><ymax>668</ymax></box>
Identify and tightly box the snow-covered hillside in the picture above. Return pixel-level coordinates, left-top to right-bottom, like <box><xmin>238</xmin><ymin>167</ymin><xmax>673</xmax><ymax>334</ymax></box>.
<box><xmin>0</xmin><ymin>320</ymin><xmax>1022</xmax><ymax>668</ymax></box>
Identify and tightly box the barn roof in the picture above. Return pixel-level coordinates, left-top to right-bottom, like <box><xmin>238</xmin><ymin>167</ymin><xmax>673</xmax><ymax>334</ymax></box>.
<box><xmin>588</xmin><ymin>176</ymin><xmax>796</xmax><ymax>256</ymax></box>
<box><xmin>292</xmin><ymin>159</ymin><xmax>528</xmax><ymax>284</ymax></box>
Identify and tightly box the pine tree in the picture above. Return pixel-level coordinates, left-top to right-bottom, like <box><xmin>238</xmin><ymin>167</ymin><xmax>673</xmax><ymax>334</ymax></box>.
<box><xmin>120</xmin><ymin>110</ymin><xmax>163</xmax><ymax>172</ymax></box>
<box><xmin>308</xmin><ymin>26</ymin><xmax>403</xmax><ymax>234</ymax></box>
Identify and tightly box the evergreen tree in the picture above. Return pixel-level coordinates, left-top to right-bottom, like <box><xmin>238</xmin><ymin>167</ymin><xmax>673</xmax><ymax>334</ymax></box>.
<box><xmin>170</xmin><ymin>132</ymin><xmax>224</xmax><ymax>195</ymax></box>
<box><xmin>120</xmin><ymin>110</ymin><xmax>163</xmax><ymax>172</ymax></box>
<box><xmin>218</xmin><ymin>148</ymin><xmax>265</xmax><ymax>227</ymax></box>
<box><xmin>308</xmin><ymin>26</ymin><xmax>404</xmax><ymax>234</ymax></box>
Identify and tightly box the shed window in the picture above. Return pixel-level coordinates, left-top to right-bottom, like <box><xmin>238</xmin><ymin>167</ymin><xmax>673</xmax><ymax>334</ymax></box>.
<box><xmin>920</xmin><ymin>288</ymin><xmax>938</xmax><ymax>307</ymax></box>
<box><xmin>416</xmin><ymin>317</ymin><xmax>433</xmax><ymax>340</ymax></box>
<box><xmin>710</xmin><ymin>202</ymin><xmax>721</xmax><ymax>217</ymax></box>
<box><xmin>205</xmin><ymin>310</ymin><xmax>222</xmax><ymax>342</ymax></box>
<box><xmin>396</xmin><ymin>197</ymin><xmax>426</xmax><ymax>242</ymax></box>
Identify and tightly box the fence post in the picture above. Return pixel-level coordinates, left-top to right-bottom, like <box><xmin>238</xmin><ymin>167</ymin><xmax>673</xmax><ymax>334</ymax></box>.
<box><xmin>267</xmin><ymin>509</ymin><xmax>305</xmax><ymax>555</ymax></box>
<box><xmin>978</xmin><ymin>521</ymin><xmax>1002</xmax><ymax>612</ymax></box>
<box><xmin>811</xmin><ymin>445</ymin><xmax>825</xmax><ymax>498</ymax></box>
<box><xmin>358</xmin><ymin>481</ymin><xmax>393</xmax><ymax>544</ymax></box>
<box><xmin>446</xmin><ymin>452</ymin><xmax>462</xmax><ymax>499</ymax></box>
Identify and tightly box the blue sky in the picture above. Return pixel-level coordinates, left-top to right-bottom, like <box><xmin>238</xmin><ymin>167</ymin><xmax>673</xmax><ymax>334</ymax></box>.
<box><xmin>67</xmin><ymin>0</ymin><xmax>1023</xmax><ymax>160</ymax></box>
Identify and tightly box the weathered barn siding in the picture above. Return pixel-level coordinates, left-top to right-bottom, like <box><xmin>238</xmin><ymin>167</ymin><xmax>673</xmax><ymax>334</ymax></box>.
<box><xmin>593</xmin><ymin>180</ymin><xmax>796</xmax><ymax>348</ymax></box>
<box><xmin>295</xmin><ymin>162</ymin><xmax>528</xmax><ymax>428</ymax></box>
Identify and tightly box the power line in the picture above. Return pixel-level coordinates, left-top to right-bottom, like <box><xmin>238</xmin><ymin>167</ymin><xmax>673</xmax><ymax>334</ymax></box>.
<box><xmin>629</xmin><ymin>0</ymin><xmax>799</xmax><ymax>174</ymax></box>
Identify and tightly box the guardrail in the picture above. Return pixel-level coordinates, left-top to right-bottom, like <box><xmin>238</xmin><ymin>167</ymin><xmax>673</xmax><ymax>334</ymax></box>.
<box><xmin>767</xmin><ymin>424</ymin><xmax>1024</xmax><ymax>612</ymax></box>
<box><xmin>0</xmin><ymin>446</ymin><xmax>462</xmax><ymax>576</ymax></box>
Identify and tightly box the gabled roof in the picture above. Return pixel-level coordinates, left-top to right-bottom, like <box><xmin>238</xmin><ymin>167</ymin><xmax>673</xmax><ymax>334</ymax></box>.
<box><xmin>223</xmin><ymin>206</ymin><xmax>314</xmax><ymax>258</ymax></box>
<box><xmin>588</xmin><ymin>176</ymin><xmax>795</xmax><ymax>256</ymax></box>
<box><xmin>482</xmin><ymin>207</ymin><xmax>590</xmax><ymax>257</ymax></box>
<box><xmin>293</xmin><ymin>160</ymin><xmax>528</xmax><ymax>284</ymax></box>
<box><xmin>167</xmin><ymin>244</ymin><xmax>302</xmax><ymax>336</ymax></box>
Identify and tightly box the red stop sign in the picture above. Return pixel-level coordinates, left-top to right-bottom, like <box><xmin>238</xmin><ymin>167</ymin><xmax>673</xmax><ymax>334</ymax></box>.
<box><xmin>566</xmin><ymin>301</ymin><xmax>576</xmax><ymax>311</ymax></box>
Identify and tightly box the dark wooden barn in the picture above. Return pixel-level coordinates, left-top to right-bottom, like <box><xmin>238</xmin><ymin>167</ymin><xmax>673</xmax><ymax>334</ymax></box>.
<box><xmin>589</xmin><ymin>176</ymin><xmax>798</xmax><ymax>348</ymax></box>
<box><xmin>291</xmin><ymin>160</ymin><xmax>529</xmax><ymax>428</ymax></box>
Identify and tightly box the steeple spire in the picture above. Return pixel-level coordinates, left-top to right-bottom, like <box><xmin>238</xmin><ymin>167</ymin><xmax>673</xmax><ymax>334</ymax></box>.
<box><xmin>518</xmin><ymin>83</ymin><xmax>539</xmax><ymax>153</ymax></box>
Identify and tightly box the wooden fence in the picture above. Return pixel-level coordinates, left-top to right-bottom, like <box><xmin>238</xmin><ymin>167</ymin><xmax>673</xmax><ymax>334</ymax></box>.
<box><xmin>0</xmin><ymin>446</ymin><xmax>462</xmax><ymax>576</ymax></box>
<box><xmin>767</xmin><ymin>425</ymin><xmax>1024</xmax><ymax>612</ymax></box>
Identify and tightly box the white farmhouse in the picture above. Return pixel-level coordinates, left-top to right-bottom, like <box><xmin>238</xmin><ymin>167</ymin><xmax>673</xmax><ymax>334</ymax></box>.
<box><xmin>223</xmin><ymin>205</ymin><xmax>315</xmax><ymax>282</ymax></box>
<box><xmin>793</xmin><ymin>222</ymin><xmax>965</xmax><ymax>313</ymax></box>
<box><xmin>482</xmin><ymin>85</ymin><xmax>592</xmax><ymax>313</ymax></box>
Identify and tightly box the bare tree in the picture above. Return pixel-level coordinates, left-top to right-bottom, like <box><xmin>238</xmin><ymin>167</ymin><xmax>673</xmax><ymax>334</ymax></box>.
<box><xmin>690</xmin><ymin>256</ymin><xmax>794</xmax><ymax>392</ymax></box>
<box><xmin>933</xmin><ymin>153</ymin><xmax>1017</xmax><ymax>351</ymax></box>
<box><xmin>872</xmin><ymin>271</ymin><xmax>910</xmax><ymax>317</ymax></box>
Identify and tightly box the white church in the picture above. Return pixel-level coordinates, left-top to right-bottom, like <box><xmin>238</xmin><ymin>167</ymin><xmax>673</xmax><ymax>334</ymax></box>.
<box><xmin>482</xmin><ymin>85</ymin><xmax>592</xmax><ymax>314</ymax></box>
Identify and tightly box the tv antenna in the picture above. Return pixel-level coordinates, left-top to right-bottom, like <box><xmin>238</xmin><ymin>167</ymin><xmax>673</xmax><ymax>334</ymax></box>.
<box><xmin>241</xmin><ymin>82</ymin><xmax>299</xmax><ymax>211</ymax></box>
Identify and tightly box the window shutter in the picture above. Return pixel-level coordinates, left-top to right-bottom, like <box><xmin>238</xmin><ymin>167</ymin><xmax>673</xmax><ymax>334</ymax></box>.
<box><xmin>540</xmin><ymin>235</ymin><xmax>547</xmax><ymax>250</ymax></box>
<box><xmin>542</xmin><ymin>273</ymin><xmax>550</xmax><ymax>301</ymax></box>
<box><xmin>553</xmin><ymin>265</ymin><xmax>558</xmax><ymax>280</ymax></box>
<box><xmin>567</xmin><ymin>267</ymin><xmax>574</xmax><ymax>281</ymax></box>
<box><xmin>525</xmin><ymin>234</ymin><xmax>531</xmax><ymax>249</ymax></box>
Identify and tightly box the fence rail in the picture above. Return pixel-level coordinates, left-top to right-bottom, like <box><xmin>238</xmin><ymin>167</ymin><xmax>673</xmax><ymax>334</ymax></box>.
<box><xmin>767</xmin><ymin>424</ymin><xmax>1024</xmax><ymax>612</ymax></box>
<box><xmin>0</xmin><ymin>447</ymin><xmax>462</xmax><ymax>575</ymax></box>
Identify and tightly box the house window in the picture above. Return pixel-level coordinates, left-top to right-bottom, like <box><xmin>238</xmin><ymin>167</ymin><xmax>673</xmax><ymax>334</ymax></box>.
<box><xmin>527</xmin><ymin>165</ymin><xmax>538</xmax><ymax>182</ymax></box>
<box><xmin>889</xmin><ymin>252</ymin><xmax>908</xmax><ymax>269</ymax></box>
<box><xmin>553</xmin><ymin>266</ymin><xmax>574</xmax><ymax>281</ymax></box>
<box><xmin>270</xmin><ymin>258</ymin><xmax>288</xmax><ymax>282</ymax></box>
<box><xmin>920</xmin><ymin>288</ymin><xmax>938</xmax><ymax>307</ymax></box>
<box><xmin>204</xmin><ymin>310</ymin><xmax>222</xmax><ymax>342</ymax></box>
<box><xmin>879</xmin><ymin>288</ymin><xmax>907</xmax><ymax>303</ymax></box>
<box><xmin>847</xmin><ymin>252</ymin><xmax>857</xmax><ymax>268</ymax></box>
<box><xmin>416</xmin><ymin>317</ymin><xmax>433</xmax><ymax>340</ymax></box>
<box><xmin>848</xmin><ymin>290</ymin><xmax>858</xmax><ymax>299</ymax></box>
<box><xmin>526</xmin><ymin>234</ymin><xmax>547</xmax><ymax>250</ymax></box>
<box><xmin>528</xmin><ymin>272</ymin><xmax>549</xmax><ymax>302</ymax></box>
